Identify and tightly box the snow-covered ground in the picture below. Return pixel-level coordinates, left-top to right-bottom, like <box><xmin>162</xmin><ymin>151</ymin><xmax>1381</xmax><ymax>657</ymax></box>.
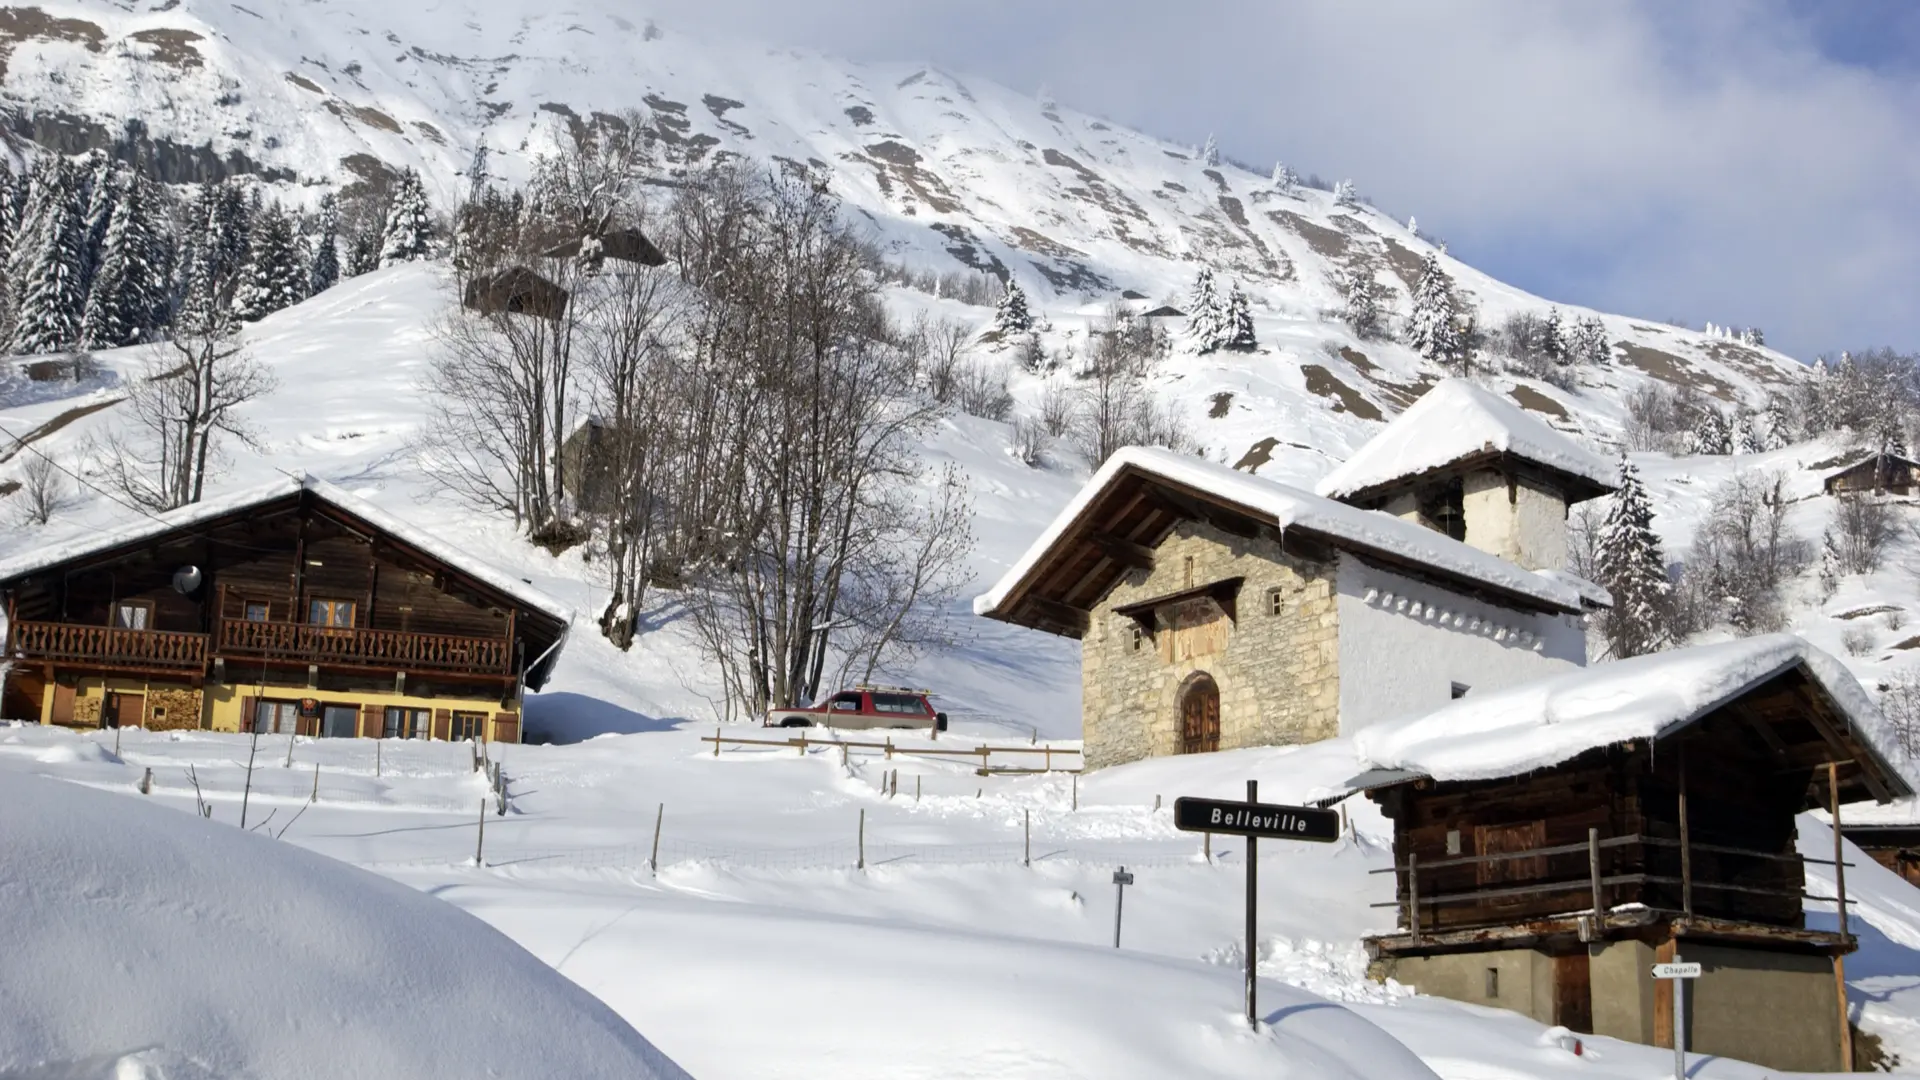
<box><xmin>12</xmin><ymin>719</ymin><xmax>1913</xmax><ymax>1078</ymax></box>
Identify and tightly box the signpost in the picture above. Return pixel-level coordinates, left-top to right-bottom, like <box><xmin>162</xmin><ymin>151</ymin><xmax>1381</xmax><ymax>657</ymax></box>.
<box><xmin>1651</xmin><ymin>958</ymin><xmax>1701</xmax><ymax>1080</ymax></box>
<box><xmin>1173</xmin><ymin>784</ymin><xmax>1342</xmax><ymax>1026</ymax></box>
<box><xmin>1112</xmin><ymin>867</ymin><xmax>1134</xmax><ymax>948</ymax></box>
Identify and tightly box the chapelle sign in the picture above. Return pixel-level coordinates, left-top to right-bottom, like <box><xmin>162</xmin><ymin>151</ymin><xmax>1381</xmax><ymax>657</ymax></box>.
<box><xmin>1173</xmin><ymin>784</ymin><xmax>1341</xmax><ymax>1026</ymax></box>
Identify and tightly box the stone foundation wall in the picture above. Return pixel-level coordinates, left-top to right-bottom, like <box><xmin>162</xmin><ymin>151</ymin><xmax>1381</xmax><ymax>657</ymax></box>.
<box><xmin>1081</xmin><ymin>521</ymin><xmax>1338</xmax><ymax>770</ymax></box>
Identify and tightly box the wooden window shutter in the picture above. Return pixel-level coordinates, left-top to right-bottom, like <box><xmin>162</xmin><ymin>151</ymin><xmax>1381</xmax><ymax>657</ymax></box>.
<box><xmin>239</xmin><ymin>695</ymin><xmax>257</xmax><ymax>734</ymax></box>
<box><xmin>492</xmin><ymin>712</ymin><xmax>519</xmax><ymax>745</ymax></box>
<box><xmin>432</xmin><ymin>708</ymin><xmax>452</xmax><ymax>741</ymax></box>
<box><xmin>359</xmin><ymin>704</ymin><xmax>383</xmax><ymax>739</ymax></box>
<box><xmin>51</xmin><ymin>683</ymin><xmax>76</xmax><ymax>725</ymax></box>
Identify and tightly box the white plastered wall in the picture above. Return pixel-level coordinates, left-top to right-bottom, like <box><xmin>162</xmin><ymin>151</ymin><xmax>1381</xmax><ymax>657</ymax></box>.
<box><xmin>1460</xmin><ymin>468</ymin><xmax>1569</xmax><ymax>571</ymax></box>
<box><xmin>1334</xmin><ymin>557</ymin><xmax>1586</xmax><ymax>736</ymax></box>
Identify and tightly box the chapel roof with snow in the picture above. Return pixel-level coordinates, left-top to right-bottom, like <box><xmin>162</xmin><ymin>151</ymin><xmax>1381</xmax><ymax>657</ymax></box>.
<box><xmin>1349</xmin><ymin>633</ymin><xmax>1909</xmax><ymax>803</ymax></box>
<box><xmin>1314</xmin><ymin>379</ymin><xmax>1617</xmax><ymax>506</ymax></box>
<box><xmin>973</xmin><ymin>446</ymin><xmax>1595</xmax><ymax>638</ymax></box>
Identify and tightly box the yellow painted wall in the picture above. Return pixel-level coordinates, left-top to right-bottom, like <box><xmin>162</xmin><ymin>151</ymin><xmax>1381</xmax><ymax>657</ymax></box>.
<box><xmin>45</xmin><ymin>677</ymin><xmax>519</xmax><ymax>741</ymax></box>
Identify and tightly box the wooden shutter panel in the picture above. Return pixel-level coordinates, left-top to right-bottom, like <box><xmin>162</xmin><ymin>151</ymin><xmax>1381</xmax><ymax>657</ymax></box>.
<box><xmin>50</xmin><ymin>683</ymin><xmax>76</xmax><ymax>725</ymax></box>
<box><xmin>359</xmin><ymin>704</ymin><xmax>383</xmax><ymax>739</ymax></box>
<box><xmin>432</xmin><ymin>708</ymin><xmax>452</xmax><ymax>741</ymax></box>
<box><xmin>239</xmin><ymin>695</ymin><xmax>257</xmax><ymax>735</ymax></box>
<box><xmin>491</xmin><ymin>712</ymin><xmax>519</xmax><ymax>745</ymax></box>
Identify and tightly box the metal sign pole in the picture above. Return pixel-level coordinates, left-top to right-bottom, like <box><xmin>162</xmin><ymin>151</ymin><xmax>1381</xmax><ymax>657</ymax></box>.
<box><xmin>1673</xmin><ymin>952</ymin><xmax>1685</xmax><ymax>1080</ymax></box>
<box><xmin>1112</xmin><ymin>866</ymin><xmax>1133</xmax><ymax>947</ymax></box>
<box><xmin>1246</xmin><ymin>778</ymin><xmax>1257</xmax><ymax>1027</ymax></box>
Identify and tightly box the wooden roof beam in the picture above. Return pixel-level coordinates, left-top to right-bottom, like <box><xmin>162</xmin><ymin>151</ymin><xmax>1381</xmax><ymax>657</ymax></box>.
<box><xmin>1089</xmin><ymin>531</ymin><xmax>1155</xmax><ymax>572</ymax></box>
<box><xmin>1021</xmin><ymin>595</ymin><xmax>1089</xmax><ymax>637</ymax></box>
<box><xmin>1802</xmin><ymin>693</ymin><xmax>1895</xmax><ymax>802</ymax></box>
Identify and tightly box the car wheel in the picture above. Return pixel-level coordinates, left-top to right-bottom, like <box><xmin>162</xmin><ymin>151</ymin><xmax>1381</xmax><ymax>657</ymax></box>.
<box><xmin>779</xmin><ymin>717</ymin><xmax>813</xmax><ymax>728</ymax></box>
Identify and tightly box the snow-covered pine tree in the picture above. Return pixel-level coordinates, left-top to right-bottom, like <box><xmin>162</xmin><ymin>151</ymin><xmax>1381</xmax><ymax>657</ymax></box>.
<box><xmin>233</xmin><ymin>203</ymin><xmax>306</xmax><ymax>322</ymax></box>
<box><xmin>1761</xmin><ymin>396</ymin><xmax>1792</xmax><ymax>450</ymax></box>
<box><xmin>993</xmin><ymin>278</ymin><xmax>1033</xmax><ymax>337</ymax></box>
<box><xmin>78</xmin><ymin>154</ymin><xmax>117</xmax><ymax>292</ymax></box>
<box><xmin>1271</xmin><ymin>162</ymin><xmax>1296</xmax><ymax>191</ymax></box>
<box><xmin>1733</xmin><ymin>411</ymin><xmax>1767</xmax><ymax>455</ymax></box>
<box><xmin>1879</xmin><ymin>411</ymin><xmax>1908</xmax><ymax>458</ymax></box>
<box><xmin>81</xmin><ymin>174</ymin><xmax>166</xmax><ymax>349</ymax></box>
<box><xmin>1595</xmin><ymin>452</ymin><xmax>1671</xmax><ymax>658</ymax></box>
<box><xmin>1185</xmin><ymin>267</ymin><xmax>1230</xmax><ymax>352</ymax></box>
<box><xmin>1819</xmin><ymin>529</ymin><xmax>1842</xmax><ymax>598</ymax></box>
<box><xmin>1199</xmin><ymin>134</ymin><xmax>1219</xmax><ymax>167</ymax></box>
<box><xmin>1541</xmin><ymin>308</ymin><xmax>1566</xmax><ymax>364</ymax></box>
<box><xmin>1406</xmin><ymin>252</ymin><xmax>1463</xmax><ymax>366</ymax></box>
<box><xmin>379</xmin><ymin>168</ymin><xmax>434</xmax><ymax>266</ymax></box>
<box><xmin>9</xmin><ymin>158</ymin><xmax>87</xmax><ymax>355</ymax></box>
<box><xmin>1567</xmin><ymin>315</ymin><xmax>1608</xmax><ymax>365</ymax></box>
<box><xmin>1332</xmin><ymin>179</ymin><xmax>1358</xmax><ymax>208</ymax></box>
<box><xmin>1222</xmin><ymin>282</ymin><xmax>1256</xmax><ymax>351</ymax></box>
<box><xmin>1338</xmin><ymin>263</ymin><xmax>1382</xmax><ymax>339</ymax></box>
<box><xmin>1684</xmin><ymin>406</ymin><xmax>1731</xmax><ymax>455</ymax></box>
<box><xmin>309</xmin><ymin>193</ymin><xmax>340</xmax><ymax>295</ymax></box>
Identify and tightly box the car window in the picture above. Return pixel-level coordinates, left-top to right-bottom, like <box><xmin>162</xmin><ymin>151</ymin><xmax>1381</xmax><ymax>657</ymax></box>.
<box><xmin>871</xmin><ymin>694</ymin><xmax>925</xmax><ymax>714</ymax></box>
<box><xmin>831</xmin><ymin>694</ymin><xmax>863</xmax><ymax>710</ymax></box>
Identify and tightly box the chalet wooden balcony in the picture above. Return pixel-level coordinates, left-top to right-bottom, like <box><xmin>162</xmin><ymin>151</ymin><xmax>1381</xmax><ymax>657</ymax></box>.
<box><xmin>9</xmin><ymin>620</ymin><xmax>208</xmax><ymax>671</ymax></box>
<box><xmin>217</xmin><ymin>619</ymin><xmax>512</xmax><ymax>677</ymax></box>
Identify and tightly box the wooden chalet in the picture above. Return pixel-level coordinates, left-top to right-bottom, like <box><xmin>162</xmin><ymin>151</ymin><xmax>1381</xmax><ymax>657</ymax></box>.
<box><xmin>1348</xmin><ymin>635</ymin><xmax>1910</xmax><ymax>1073</ymax></box>
<box><xmin>1823</xmin><ymin>450</ymin><xmax>1920</xmax><ymax>496</ymax></box>
<box><xmin>539</xmin><ymin>227</ymin><xmax>668</xmax><ymax>268</ymax></box>
<box><xmin>0</xmin><ymin>477</ymin><xmax>571</xmax><ymax>742</ymax></box>
<box><xmin>1833</xmin><ymin>798</ymin><xmax>1920</xmax><ymax>886</ymax></box>
<box><xmin>463</xmin><ymin>266</ymin><xmax>570</xmax><ymax>321</ymax></box>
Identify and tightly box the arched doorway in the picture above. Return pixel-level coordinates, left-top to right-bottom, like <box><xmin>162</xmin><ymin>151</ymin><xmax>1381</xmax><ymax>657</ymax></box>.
<box><xmin>1179</xmin><ymin>674</ymin><xmax>1220</xmax><ymax>755</ymax></box>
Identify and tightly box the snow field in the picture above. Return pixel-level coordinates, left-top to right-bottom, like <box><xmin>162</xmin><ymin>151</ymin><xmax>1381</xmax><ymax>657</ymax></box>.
<box><xmin>11</xmin><ymin>720</ymin><xmax>1920</xmax><ymax>1077</ymax></box>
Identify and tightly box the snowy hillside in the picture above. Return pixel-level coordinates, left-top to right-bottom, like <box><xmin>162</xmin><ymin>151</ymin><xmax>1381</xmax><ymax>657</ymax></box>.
<box><xmin>0</xmin><ymin>0</ymin><xmax>1808</xmax><ymax>452</ymax></box>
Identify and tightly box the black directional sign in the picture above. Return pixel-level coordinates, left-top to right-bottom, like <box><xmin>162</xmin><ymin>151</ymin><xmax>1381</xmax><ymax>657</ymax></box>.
<box><xmin>1173</xmin><ymin>796</ymin><xmax>1340</xmax><ymax>842</ymax></box>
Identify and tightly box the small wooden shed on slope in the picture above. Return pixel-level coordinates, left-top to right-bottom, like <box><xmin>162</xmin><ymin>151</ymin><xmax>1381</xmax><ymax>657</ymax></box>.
<box><xmin>1822</xmin><ymin>449</ymin><xmax>1920</xmax><ymax>497</ymax></box>
<box><xmin>1345</xmin><ymin>634</ymin><xmax>1909</xmax><ymax>1074</ymax></box>
<box><xmin>1830</xmin><ymin>796</ymin><xmax>1920</xmax><ymax>885</ymax></box>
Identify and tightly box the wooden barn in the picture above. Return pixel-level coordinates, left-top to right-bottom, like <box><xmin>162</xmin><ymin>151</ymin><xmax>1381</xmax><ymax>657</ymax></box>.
<box><xmin>463</xmin><ymin>266</ymin><xmax>570</xmax><ymax>320</ymax></box>
<box><xmin>1835</xmin><ymin>799</ymin><xmax>1920</xmax><ymax>886</ymax></box>
<box><xmin>1346</xmin><ymin>634</ymin><xmax>1910</xmax><ymax>1074</ymax></box>
<box><xmin>1823</xmin><ymin>450</ymin><xmax>1920</xmax><ymax>496</ymax></box>
<box><xmin>0</xmin><ymin>476</ymin><xmax>571</xmax><ymax>742</ymax></box>
<box><xmin>540</xmin><ymin>227</ymin><xmax>668</xmax><ymax>268</ymax></box>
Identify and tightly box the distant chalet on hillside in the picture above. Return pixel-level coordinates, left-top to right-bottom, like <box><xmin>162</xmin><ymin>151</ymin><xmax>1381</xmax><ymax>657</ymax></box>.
<box><xmin>463</xmin><ymin>227</ymin><xmax>669</xmax><ymax>321</ymax></box>
<box><xmin>1821</xmin><ymin>449</ymin><xmax>1920</xmax><ymax>497</ymax></box>
<box><xmin>976</xmin><ymin>381</ymin><xmax>1616</xmax><ymax>770</ymax></box>
<box><xmin>0</xmin><ymin>477</ymin><xmax>570</xmax><ymax>742</ymax></box>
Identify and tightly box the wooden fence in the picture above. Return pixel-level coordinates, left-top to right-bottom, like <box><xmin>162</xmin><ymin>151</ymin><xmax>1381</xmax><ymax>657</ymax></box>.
<box><xmin>701</xmin><ymin>730</ymin><xmax>1083</xmax><ymax>774</ymax></box>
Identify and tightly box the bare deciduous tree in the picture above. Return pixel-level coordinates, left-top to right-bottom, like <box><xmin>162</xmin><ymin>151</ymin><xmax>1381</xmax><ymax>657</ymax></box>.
<box><xmin>13</xmin><ymin>452</ymin><xmax>68</xmax><ymax>525</ymax></box>
<box><xmin>99</xmin><ymin>321</ymin><xmax>274</xmax><ymax>510</ymax></box>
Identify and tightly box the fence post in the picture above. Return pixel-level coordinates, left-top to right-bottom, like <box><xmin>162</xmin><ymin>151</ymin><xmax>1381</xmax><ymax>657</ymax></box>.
<box><xmin>1205</xmin><ymin>832</ymin><xmax>1212</xmax><ymax>864</ymax></box>
<box><xmin>797</xmin><ymin>734</ymin><xmax>806</xmax><ymax>757</ymax></box>
<box><xmin>841</xmin><ymin>743</ymin><xmax>849</xmax><ymax>768</ymax></box>
<box><xmin>857</xmin><ymin>808</ymin><xmax>866</xmax><ymax>871</ymax></box>
<box><xmin>311</xmin><ymin>762</ymin><xmax>320</xmax><ymax>803</ymax></box>
<box><xmin>376</xmin><ymin>738</ymin><xmax>382</xmax><ymax>778</ymax></box>
<box><xmin>1072</xmin><ymin>773</ymin><xmax>1078</xmax><ymax>811</ymax></box>
<box><xmin>1408</xmin><ymin>851</ymin><xmax>1422</xmax><ymax>945</ymax></box>
<box><xmin>885</xmin><ymin>738</ymin><xmax>894</xmax><ymax>760</ymax></box>
<box><xmin>1024</xmin><ymin>809</ymin><xmax>1031</xmax><ymax>868</ymax></box>
<box><xmin>915</xmin><ymin>775</ymin><xmax>921</xmax><ymax>802</ymax></box>
<box><xmin>139</xmin><ymin>767</ymin><xmax>152</xmax><ymax>795</ymax></box>
<box><xmin>1154</xmin><ymin>794</ymin><xmax>1161</xmax><ymax>812</ymax></box>
<box><xmin>474</xmin><ymin>797</ymin><xmax>486</xmax><ymax>867</ymax></box>
<box><xmin>1589</xmin><ymin>827</ymin><xmax>1604</xmax><ymax>928</ymax></box>
<box><xmin>1678</xmin><ymin>759</ymin><xmax>1693</xmax><ymax>922</ymax></box>
<box><xmin>1832</xmin><ymin>760</ymin><xmax>1855</xmax><ymax>1072</ymax></box>
<box><xmin>650</xmin><ymin>802</ymin><xmax>663</xmax><ymax>876</ymax></box>
<box><xmin>714</xmin><ymin>726</ymin><xmax>721</xmax><ymax>757</ymax></box>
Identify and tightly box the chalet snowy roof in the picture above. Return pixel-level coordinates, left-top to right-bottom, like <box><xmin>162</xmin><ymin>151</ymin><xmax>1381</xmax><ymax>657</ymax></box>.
<box><xmin>0</xmin><ymin>475</ymin><xmax>575</xmax><ymax>628</ymax></box>
<box><xmin>1314</xmin><ymin>380</ymin><xmax>1617</xmax><ymax>504</ymax></box>
<box><xmin>1351</xmin><ymin>634</ymin><xmax>1909</xmax><ymax>796</ymax></box>
<box><xmin>974</xmin><ymin>446</ymin><xmax>1596</xmax><ymax>633</ymax></box>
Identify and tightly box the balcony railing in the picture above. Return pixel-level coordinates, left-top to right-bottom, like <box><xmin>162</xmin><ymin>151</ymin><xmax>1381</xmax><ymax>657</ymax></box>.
<box><xmin>9</xmin><ymin>620</ymin><xmax>208</xmax><ymax>670</ymax></box>
<box><xmin>218</xmin><ymin>619</ymin><xmax>512</xmax><ymax>676</ymax></box>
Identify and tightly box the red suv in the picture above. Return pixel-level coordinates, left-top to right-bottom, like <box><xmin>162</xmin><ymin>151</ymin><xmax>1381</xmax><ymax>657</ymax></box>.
<box><xmin>765</xmin><ymin>685</ymin><xmax>948</xmax><ymax>731</ymax></box>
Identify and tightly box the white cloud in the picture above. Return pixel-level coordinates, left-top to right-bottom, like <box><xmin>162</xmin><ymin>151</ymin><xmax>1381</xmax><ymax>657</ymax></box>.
<box><xmin>648</xmin><ymin>0</ymin><xmax>1920</xmax><ymax>358</ymax></box>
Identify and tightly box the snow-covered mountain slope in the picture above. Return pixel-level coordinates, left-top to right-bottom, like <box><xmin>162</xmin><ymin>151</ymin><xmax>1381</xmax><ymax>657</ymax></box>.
<box><xmin>0</xmin><ymin>0</ymin><xmax>1806</xmax><ymax>456</ymax></box>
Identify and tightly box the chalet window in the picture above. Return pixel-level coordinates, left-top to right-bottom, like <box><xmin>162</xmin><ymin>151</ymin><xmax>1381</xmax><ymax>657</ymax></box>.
<box><xmin>243</xmin><ymin>601</ymin><xmax>271</xmax><ymax>622</ymax></box>
<box><xmin>383</xmin><ymin>706</ymin><xmax>430</xmax><ymax>739</ymax></box>
<box><xmin>449</xmin><ymin>711</ymin><xmax>486</xmax><ymax>740</ymax></box>
<box><xmin>112</xmin><ymin>601</ymin><xmax>152</xmax><ymax>630</ymax></box>
<box><xmin>309</xmin><ymin>599</ymin><xmax>357</xmax><ymax>628</ymax></box>
<box><xmin>1446</xmin><ymin>829</ymin><xmax>1462</xmax><ymax>855</ymax></box>
<box><xmin>253</xmin><ymin>700</ymin><xmax>300</xmax><ymax>735</ymax></box>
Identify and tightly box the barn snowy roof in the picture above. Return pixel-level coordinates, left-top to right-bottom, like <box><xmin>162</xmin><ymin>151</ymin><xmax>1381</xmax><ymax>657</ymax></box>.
<box><xmin>1352</xmin><ymin>634</ymin><xmax>1910</xmax><ymax>800</ymax></box>
<box><xmin>0</xmin><ymin>475</ymin><xmax>575</xmax><ymax>628</ymax></box>
<box><xmin>1314</xmin><ymin>379</ymin><xmax>1617</xmax><ymax>504</ymax></box>
<box><xmin>974</xmin><ymin>446</ymin><xmax>1595</xmax><ymax>636</ymax></box>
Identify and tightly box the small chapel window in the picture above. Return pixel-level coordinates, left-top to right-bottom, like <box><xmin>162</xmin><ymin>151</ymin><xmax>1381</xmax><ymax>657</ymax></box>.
<box><xmin>1268</xmin><ymin>588</ymin><xmax>1284</xmax><ymax>616</ymax></box>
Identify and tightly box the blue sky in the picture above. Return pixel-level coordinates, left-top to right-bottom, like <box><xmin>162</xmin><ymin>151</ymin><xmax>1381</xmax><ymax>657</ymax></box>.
<box><xmin>657</xmin><ymin>1</ymin><xmax>1920</xmax><ymax>362</ymax></box>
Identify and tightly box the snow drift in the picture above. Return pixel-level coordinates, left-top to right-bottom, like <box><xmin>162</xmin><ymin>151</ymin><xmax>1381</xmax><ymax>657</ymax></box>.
<box><xmin>0</xmin><ymin>772</ymin><xmax>692</xmax><ymax>1080</ymax></box>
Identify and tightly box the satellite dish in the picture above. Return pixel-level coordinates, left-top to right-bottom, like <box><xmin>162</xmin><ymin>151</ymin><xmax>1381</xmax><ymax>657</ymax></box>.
<box><xmin>172</xmin><ymin>565</ymin><xmax>203</xmax><ymax>595</ymax></box>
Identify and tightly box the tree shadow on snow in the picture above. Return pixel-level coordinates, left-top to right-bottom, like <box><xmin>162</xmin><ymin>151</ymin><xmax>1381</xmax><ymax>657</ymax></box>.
<box><xmin>523</xmin><ymin>692</ymin><xmax>684</xmax><ymax>744</ymax></box>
